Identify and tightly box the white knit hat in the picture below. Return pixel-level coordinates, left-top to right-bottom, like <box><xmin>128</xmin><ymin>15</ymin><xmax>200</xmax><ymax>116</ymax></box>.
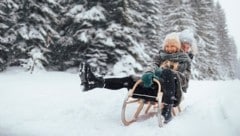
<box><xmin>179</xmin><ymin>29</ymin><xmax>198</xmax><ymax>55</ymax></box>
<box><xmin>162</xmin><ymin>32</ymin><xmax>181</xmax><ymax>50</ymax></box>
<box><xmin>179</xmin><ymin>30</ymin><xmax>193</xmax><ymax>46</ymax></box>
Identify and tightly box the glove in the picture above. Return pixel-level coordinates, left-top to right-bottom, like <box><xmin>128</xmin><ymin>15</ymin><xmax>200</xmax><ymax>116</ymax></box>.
<box><xmin>154</xmin><ymin>67</ymin><xmax>163</xmax><ymax>78</ymax></box>
<box><xmin>141</xmin><ymin>71</ymin><xmax>154</xmax><ymax>88</ymax></box>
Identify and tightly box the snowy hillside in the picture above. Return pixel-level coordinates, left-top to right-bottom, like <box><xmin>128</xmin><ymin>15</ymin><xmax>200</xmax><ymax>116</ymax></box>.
<box><xmin>0</xmin><ymin>68</ymin><xmax>239</xmax><ymax>136</ymax></box>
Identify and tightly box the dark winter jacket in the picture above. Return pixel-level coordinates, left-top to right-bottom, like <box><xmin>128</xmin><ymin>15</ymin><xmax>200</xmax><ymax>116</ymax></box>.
<box><xmin>181</xmin><ymin>51</ymin><xmax>194</xmax><ymax>92</ymax></box>
<box><xmin>153</xmin><ymin>50</ymin><xmax>192</xmax><ymax>92</ymax></box>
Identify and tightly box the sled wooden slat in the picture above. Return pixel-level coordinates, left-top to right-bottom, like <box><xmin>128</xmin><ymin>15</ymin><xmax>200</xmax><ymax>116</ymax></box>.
<box><xmin>132</xmin><ymin>93</ymin><xmax>158</xmax><ymax>98</ymax></box>
<box><xmin>145</xmin><ymin>102</ymin><xmax>152</xmax><ymax>114</ymax></box>
<box><xmin>125</xmin><ymin>99</ymin><xmax>139</xmax><ymax>104</ymax></box>
<box><xmin>134</xmin><ymin>99</ymin><xmax>144</xmax><ymax>118</ymax></box>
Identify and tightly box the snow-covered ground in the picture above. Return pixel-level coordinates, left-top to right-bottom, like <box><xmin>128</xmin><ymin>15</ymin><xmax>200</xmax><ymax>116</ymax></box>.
<box><xmin>0</xmin><ymin>68</ymin><xmax>239</xmax><ymax>136</ymax></box>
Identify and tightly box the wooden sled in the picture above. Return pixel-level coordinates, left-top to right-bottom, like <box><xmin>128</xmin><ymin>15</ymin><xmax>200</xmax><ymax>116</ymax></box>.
<box><xmin>121</xmin><ymin>79</ymin><xmax>182</xmax><ymax>127</ymax></box>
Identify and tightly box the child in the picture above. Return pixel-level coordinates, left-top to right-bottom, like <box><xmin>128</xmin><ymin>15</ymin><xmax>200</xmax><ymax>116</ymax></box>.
<box><xmin>179</xmin><ymin>31</ymin><xmax>197</xmax><ymax>92</ymax></box>
<box><xmin>80</xmin><ymin>32</ymin><xmax>191</xmax><ymax>123</ymax></box>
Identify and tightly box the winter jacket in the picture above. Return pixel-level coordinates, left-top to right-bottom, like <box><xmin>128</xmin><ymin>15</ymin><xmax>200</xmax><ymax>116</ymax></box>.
<box><xmin>152</xmin><ymin>50</ymin><xmax>192</xmax><ymax>92</ymax></box>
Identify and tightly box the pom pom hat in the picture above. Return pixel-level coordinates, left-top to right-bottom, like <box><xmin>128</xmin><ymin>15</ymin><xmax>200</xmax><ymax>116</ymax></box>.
<box><xmin>162</xmin><ymin>32</ymin><xmax>181</xmax><ymax>50</ymax></box>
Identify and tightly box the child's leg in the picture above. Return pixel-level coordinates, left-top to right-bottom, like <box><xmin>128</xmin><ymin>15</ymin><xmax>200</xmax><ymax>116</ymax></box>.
<box><xmin>80</xmin><ymin>62</ymin><xmax>139</xmax><ymax>91</ymax></box>
<box><xmin>160</xmin><ymin>69</ymin><xmax>176</xmax><ymax>123</ymax></box>
<box><xmin>104</xmin><ymin>76</ymin><xmax>137</xmax><ymax>90</ymax></box>
<box><xmin>161</xmin><ymin>69</ymin><xmax>176</xmax><ymax>104</ymax></box>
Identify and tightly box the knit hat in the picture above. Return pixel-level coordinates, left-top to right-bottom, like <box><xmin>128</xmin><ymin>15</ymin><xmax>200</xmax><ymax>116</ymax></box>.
<box><xmin>179</xmin><ymin>29</ymin><xmax>198</xmax><ymax>55</ymax></box>
<box><xmin>162</xmin><ymin>32</ymin><xmax>181</xmax><ymax>50</ymax></box>
<box><xmin>179</xmin><ymin>31</ymin><xmax>193</xmax><ymax>46</ymax></box>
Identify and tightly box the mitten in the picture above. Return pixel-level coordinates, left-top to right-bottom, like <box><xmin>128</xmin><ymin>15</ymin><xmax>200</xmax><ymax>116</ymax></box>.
<box><xmin>141</xmin><ymin>71</ymin><xmax>154</xmax><ymax>88</ymax></box>
<box><xmin>154</xmin><ymin>67</ymin><xmax>163</xmax><ymax>78</ymax></box>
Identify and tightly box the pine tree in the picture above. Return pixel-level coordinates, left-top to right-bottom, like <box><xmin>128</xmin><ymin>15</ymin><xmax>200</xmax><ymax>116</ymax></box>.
<box><xmin>190</xmin><ymin>0</ymin><xmax>220</xmax><ymax>80</ymax></box>
<box><xmin>0</xmin><ymin>1</ymin><xmax>17</xmax><ymax>71</ymax></box>
<box><xmin>0</xmin><ymin>0</ymin><xmax>58</xmax><ymax>71</ymax></box>
<box><xmin>227</xmin><ymin>37</ymin><xmax>238</xmax><ymax>79</ymax></box>
<box><xmin>215</xmin><ymin>2</ymin><xmax>237</xmax><ymax>79</ymax></box>
<box><xmin>124</xmin><ymin>0</ymin><xmax>164</xmax><ymax>57</ymax></box>
<box><xmin>161</xmin><ymin>0</ymin><xmax>196</xmax><ymax>34</ymax></box>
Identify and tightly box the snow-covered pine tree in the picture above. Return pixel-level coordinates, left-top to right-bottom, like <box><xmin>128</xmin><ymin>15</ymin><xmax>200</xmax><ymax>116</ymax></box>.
<box><xmin>123</xmin><ymin>0</ymin><xmax>164</xmax><ymax>58</ymax></box>
<box><xmin>190</xmin><ymin>0</ymin><xmax>221</xmax><ymax>80</ymax></box>
<box><xmin>63</xmin><ymin>0</ymin><xmax>152</xmax><ymax>75</ymax></box>
<box><xmin>0</xmin><ymin>0</ymin><xmax>17</xmax><ymax>71</ymax></box>
<box><xmin>227</xmin><ymin>37</ymin><xmax>238</xmax><ymax>79</ymax></box>
<box><xmin>215</xmin><ymin>2</ymin><xmax>237</xmax><ymax>79</ymax></box>
<box><xmin>60</xmin><ymin>0</ymin><xmax>125</xmax><ymax>74</ymax></box>
<box><xmin>0</xmin><ymin>0</ymin><xmax>53</xmax><ymax>71</ymax></box>
<box><xmin>0</xmin><ymin>44</ymin><xmax>8</xmax><ymax>71</ymax></box>
<box><xmin>34</xmin><ymin>0</ymin><xmax>78</xmax><ymax>71</ymax></box>
<box><xmin>161</xmin><ymin>0</ymin><xmax>196</xmax><ymax>35</ymax></box>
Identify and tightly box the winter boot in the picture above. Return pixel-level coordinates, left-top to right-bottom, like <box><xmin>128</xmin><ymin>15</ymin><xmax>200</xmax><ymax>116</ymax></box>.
<box><xmin>161</xmin><ymin>104</ymin><xmax>173</xmax><ymax>124</ymax></box>
<box><xmin>79</xmin><ymin>63</ymin><xmax>104</xmax><ymax>91</ymax></box>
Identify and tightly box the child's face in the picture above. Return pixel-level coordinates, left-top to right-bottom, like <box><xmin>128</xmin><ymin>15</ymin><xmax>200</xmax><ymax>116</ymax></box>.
<box><xmin>164</xmin><ymin>43</ymin><xmax>179</xmax><ymax>54</ymax></box>
<box><xmin>181</xmin><ymin>43</ymin><xmax>191</xmax><ymax>53</ymax></box>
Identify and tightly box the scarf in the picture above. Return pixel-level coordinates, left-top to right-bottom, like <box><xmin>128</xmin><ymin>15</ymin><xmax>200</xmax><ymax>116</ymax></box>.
<box><xmin>157</xmin><ymin>50</ymin><xmax>191</xmax><ymax>64</ymax></box>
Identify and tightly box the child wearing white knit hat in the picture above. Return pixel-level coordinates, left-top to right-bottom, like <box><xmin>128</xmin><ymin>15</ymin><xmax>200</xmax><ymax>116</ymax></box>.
<box><xmin>162</xmin><ymin>32</ymin><xmax>181</xmax><ymax>54</ymax></box>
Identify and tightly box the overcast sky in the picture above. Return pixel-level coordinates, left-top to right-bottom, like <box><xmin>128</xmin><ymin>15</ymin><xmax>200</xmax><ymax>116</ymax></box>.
<box><xmin>217</xmin><ymin>0</ymin><xmax>240</xmax><ymax>58</ymax></box>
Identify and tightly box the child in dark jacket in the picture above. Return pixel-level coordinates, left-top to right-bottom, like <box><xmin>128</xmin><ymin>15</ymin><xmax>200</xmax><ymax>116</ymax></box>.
<box><xmin>80</xmin><ymin>32</ymin><xmax>191</xmax><ymax>123</ymax></box>
<box><xmin>179</xmin><ymin>30</ymin><xmax>197</xmax><ymax>92</ymax></box>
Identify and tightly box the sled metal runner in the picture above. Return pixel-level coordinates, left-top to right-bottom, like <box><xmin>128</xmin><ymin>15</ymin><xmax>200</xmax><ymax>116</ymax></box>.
<box><xmin>121</xmin><ymin>79</ymin><xmax>164</xmax><ymax>127</ymax></box>
<box><xmin>121</xmin><ymin>79</ymin><xmax>182</xmax><ymax>127</ymax></box>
